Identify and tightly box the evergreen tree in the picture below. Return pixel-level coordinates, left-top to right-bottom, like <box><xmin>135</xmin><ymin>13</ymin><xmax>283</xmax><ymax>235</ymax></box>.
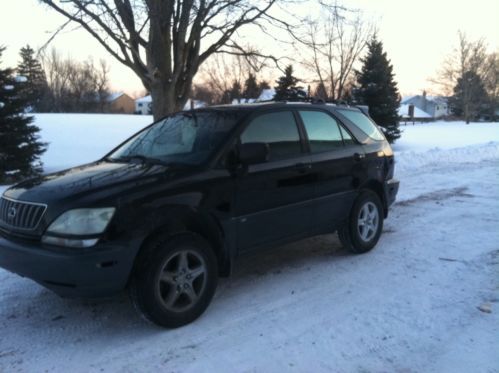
<box><xmin>0</xmin><ymin>46</ymin><xmax>46</xmax><ymax>183</ymax></box>
<box><xmin>229</xmin><ymin>80</ymin><xmax>242</xmax><ymax>102</ymax></box>
<box><xmin>243</xmin><ymin>73</ymin><xmax>259</xmax><ymax>99</ymax></box>
<box><xmin>314</xmin><ymin>82</ymin><xmax>328</xmax><ymax>101</ymax></box>
<box><xmin>449</xmin><ymin>70</ymin><xmax>488</xmax><ymax>123</ymax></box>
<box><xmin>258</xmin><ymin>80</ymin><xmax>270</xmax><ymax>93</ymax></box>
<box><xmin>16</xmin><ymin>45</ymin><xmax>49</xmax><ymax>112</ymax></box>
<box><xmin>274</xmin><ymin>65</ymin><xmax>305</xmax><ymax>101</ymax></box>
<box><xmin>354</xmin><ymin>37</ymin><xmax>401</xmax><ymax>143</ymax></box>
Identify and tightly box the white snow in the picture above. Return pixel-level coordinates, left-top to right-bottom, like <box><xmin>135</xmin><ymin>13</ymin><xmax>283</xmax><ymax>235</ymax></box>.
<box><xmin>15</xmin><ymin>76</ymin><xmax>28</xmax><ymax>83</ymax></box>
<box><xmin>258</xmin><ymin>88</ymin><xmax>275</xmax><ymax>101</ymax></box>
<box><xmin>32</xmin><ymin>113</ymin><xmax>152</xmax><ymax>173</ymax></box>
<box><xmin>0</xmin><ymin>117</ymin><xmax>498</xmax><ymax>371</ymax></box>
<box><xmin>393</xmin><ymin>121</ymin><xmax>499</xmax><ymax>172</ymax></box>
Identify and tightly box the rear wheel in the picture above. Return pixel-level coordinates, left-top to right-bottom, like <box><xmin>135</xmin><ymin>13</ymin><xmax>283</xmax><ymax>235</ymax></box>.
<box><xmin>129</xmin><ymin>233</ymin><xmax>218</xmax><ymax>328</ymax></box>
<box><xmin>338</xmin><ymin>190</ymin><xmax>383</xmax><ymax>254</ymax></box>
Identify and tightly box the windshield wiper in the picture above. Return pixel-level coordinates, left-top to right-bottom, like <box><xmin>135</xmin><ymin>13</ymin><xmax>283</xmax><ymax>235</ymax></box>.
<box><xmin>109</xmin><ymin>155</ymin><xmax>167</xmax><ymax>165</ymax></box>
<box><xmin>107</xmin><ymin>155</ymin><xmax>193</xmax><ymax>168</ymax></box>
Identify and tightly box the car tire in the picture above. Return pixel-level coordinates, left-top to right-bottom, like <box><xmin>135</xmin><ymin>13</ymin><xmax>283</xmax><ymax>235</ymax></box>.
<box><xmin>129</xmin><ymin>232</ymin><xmax>218</xmax><ymax>328</ymax></box>
<box><xmin>338</xmin><ymin>190</ymin><xmax>384</xmax><ymax>254</ymax></box>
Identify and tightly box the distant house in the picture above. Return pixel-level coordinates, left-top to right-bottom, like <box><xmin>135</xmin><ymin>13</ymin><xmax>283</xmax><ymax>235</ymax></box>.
<box><xmin>398</xmin><ymin>103</ymin><xmax>432</xmax><ymax>121</ymax></box>
<box><xmin>401</xmin><ymin>91</ymin><xmax>449</xmax><ymax>118</ymax></box>
<box><xmin>106</xmin><ymin>92</ymin><xmax>135</xmax><ymax>114</ymax></box>
<box><xmin>134</xmin><ymin>96</ymin><xmax>206</xmax><ymax>115</ymax></box>
<box><xmin>135</xmin><ymin>95</ymin><xmax>152</xmax><ymax>115</ymax></box>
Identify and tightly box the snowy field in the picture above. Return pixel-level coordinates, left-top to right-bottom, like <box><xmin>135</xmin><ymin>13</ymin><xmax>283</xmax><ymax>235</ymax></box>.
<box><xmin>0</xmin><ymin>115</ymin><xmax>498</xmax><ymax>372</ymax></box>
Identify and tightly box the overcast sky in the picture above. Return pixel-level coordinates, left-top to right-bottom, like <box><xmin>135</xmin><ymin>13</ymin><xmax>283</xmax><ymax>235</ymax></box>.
<box><xmin>1</xmin><ymin>0</ymin><xmax>498</xmax><ymax>97</ymax></box>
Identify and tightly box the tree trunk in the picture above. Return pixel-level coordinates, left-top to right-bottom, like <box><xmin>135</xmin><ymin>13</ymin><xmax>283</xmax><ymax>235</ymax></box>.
<box><xmin>149</xmin><ymin>82</ymin><xmax>188</xmax><ymax>121</ymax></box>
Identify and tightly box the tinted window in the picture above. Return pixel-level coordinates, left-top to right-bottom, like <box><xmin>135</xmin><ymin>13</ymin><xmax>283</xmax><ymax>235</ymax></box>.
<box><xmin>299</xmin><ymin>111</ymin><xmax>343</xmax><ymax>153</ymax></box>
<box><xmin>241</xmin><ymin>111</ymin><xmax>301</xmax><ymax>161</ymax></box>
<box><xmin>337</xmin><ymin>109</ymin><xmax>385</xmax><ymax>141</ymax></box>
<box><xmin>339</xmin><ymin>126</ymin><xmax>355</xmax><ymax>145</ymax></box>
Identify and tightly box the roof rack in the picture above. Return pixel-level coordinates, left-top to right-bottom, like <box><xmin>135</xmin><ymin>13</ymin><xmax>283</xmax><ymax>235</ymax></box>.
<box><xmin>256</xmin><ymin>97</ymin><xmax>351</xmax><ymax>105</ymax></box>
<box><xmin>233</xmin><ymin>98</ymin><xmax>370</xmax><ymax>115</ymax></box>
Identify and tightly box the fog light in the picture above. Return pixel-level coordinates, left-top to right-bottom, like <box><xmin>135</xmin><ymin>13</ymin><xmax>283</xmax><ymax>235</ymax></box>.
<box><xmin>42</xmin><ymin>235</ymin><xmax>99</xmax><ymax>248</ymax></box>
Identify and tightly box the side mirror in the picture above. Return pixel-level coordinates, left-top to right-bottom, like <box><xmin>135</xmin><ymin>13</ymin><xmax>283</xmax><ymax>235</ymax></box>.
<box><xmin>237</xmin><ymin>142</ymin><xmax>269</xmax><ymax>165</ymax></box>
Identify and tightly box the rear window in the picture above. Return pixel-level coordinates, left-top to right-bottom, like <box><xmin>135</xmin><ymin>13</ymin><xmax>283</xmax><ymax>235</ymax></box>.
<box><xmin>337</xmin><ymin>109</ymin><xmax>385</xmax><ymax>141</ymax></box>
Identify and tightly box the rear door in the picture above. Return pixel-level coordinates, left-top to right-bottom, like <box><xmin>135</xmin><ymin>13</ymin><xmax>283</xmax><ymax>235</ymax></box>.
<box><xmin>234</xmin><ymin>110</ymin><xmax>315</xmax><ymax>251</ymax></box>
<box><xmin>297</xmin><ymin>109</ymin><xmax>366</xmax><ymax>230</ymax></box>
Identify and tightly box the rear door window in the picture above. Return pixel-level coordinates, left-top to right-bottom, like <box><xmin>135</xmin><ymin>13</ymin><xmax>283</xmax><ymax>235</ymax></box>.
<box><xmin>299</xmin><ymin>110</ymin><xmax>345</xmax><ymax>153</ymax></box>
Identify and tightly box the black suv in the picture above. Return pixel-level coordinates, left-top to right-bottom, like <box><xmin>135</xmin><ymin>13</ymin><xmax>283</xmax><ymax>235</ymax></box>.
<box><xmin>0</xmin><ymin>102</ymin><xmax>399</xmax><ymax>327</ymax></box>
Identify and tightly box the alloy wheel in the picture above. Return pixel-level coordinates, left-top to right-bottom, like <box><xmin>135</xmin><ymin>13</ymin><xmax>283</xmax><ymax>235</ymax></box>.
<box><xmin>357</xmin><ymin>201</ymin><xmax>379</xmax><ymax>242</ymax></box>
<box><xmin>156</xmin><ymin>249</ymin><xmax>207</xmax><ymax>313</ymax></box>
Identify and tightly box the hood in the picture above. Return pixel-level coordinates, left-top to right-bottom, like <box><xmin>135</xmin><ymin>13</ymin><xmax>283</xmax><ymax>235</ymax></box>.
<box><xmin>3</xmin><ymin>161</ymin><xmax>175</xmax><ymax>204</ymax></box>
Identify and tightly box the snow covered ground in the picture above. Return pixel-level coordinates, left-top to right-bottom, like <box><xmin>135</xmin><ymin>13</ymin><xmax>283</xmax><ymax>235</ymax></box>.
<box><xmin>0</xmin><ymin>116</ymin><xmax>498</xmax><ymax>372</ymax></box>
<box><xmin>33</xmin><ymin>113</ymin><xmax>152</xmax><ymax>173</ymax></box>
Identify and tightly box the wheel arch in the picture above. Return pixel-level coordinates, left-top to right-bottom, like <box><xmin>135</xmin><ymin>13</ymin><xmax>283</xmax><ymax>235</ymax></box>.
<box><xmin>360</xmin><ymin>180</ymin><xmax>388</xmax><ymax>218</ymax></box>
<box><xmin>130</xmin><ymin>205</ymin><xmax>231</xmax><ymax>284</ymax></box>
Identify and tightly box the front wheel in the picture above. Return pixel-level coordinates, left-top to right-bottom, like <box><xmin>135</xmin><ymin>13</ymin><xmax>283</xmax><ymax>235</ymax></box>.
<box><xmin>129</xmin><ymin>233</ymin><xmax>218</xmax><ymax>328</ymax></box>
<box><xmin>338</xmin><ymin>190</ymin><xmax>384</xmax><ymax>254</ymax></box>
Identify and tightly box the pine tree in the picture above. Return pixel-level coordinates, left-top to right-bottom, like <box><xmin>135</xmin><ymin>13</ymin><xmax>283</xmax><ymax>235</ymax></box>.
<box><xmin>354</xmin><ymin>37</ymin><xmax>401</xmax><ymax>143</ymax></box>
<box><xmin>229</xmin><ymin>80</ymin><xmax>242</xmax><ymax>103</ymax></box>
<box><xmin>274</xmin><ymin>65</ymin><xmax>305</xmax><ymax>101</ymax></box>
<box><xmin>17</xmin><ymin>45</ymin><xmax>49</xmax><ymax>112</ymax></box>
<box><xmin>258</xmin><ymin>80</ymin><xmax>270</xmax><ymax>93</ymax></box>
<box><xmin>0</xmin><ymin>46</ymin><xmax>46</xmax><ymax>183</ymax></box>
<box><xmin>314</xmin><ymin>82</ymin><xmax>328</xmax><ymax>101</ymax></box>
<box><xmin>449</xmin><ymin>70</ymin><xmax>488</xmax><ymax>124</ymax></box>
<box><xmin>243</xmin><ymin>73</ymin><xmax>259</xmax><ymax>99</ymax></box>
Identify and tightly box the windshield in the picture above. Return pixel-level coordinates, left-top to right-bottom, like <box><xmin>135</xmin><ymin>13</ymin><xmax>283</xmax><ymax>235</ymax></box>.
<box><xmin>109</xmin><ymin>110</ymin><xmax>242</xmax><ymax>165</ymax></box>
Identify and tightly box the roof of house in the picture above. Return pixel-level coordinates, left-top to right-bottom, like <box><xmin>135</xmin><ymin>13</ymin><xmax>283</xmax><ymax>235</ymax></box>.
<box><xmin>398</xmin><ymin>103</ymin><xmax>432</xmax><ymax>118</ymax></box>
<box><xmin>136</xmin><ymin>95</ymin><xmax>152</xmax><ymax>103</ymax></box>
<box><xmin>401</xmin><ymin>95</ymin><xmax>448</xmax><ymax>105</ymax></box>
<box><xmin>106</xmin><ymin>92</ymin><xmax>133</xmax><ymax>102</ymax></box>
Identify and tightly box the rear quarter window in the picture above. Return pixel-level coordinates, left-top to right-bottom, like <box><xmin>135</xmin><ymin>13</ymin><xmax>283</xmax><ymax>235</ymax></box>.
<box><xmin>337</xmin><ymin>109</ymin><xmax>385</xmax><ymax>141</ymax></box>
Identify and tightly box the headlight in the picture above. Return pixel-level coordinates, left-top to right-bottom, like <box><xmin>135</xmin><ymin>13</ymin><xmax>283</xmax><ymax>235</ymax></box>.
<box><xmin>45</xmin><ymin>208</ymin><xmax>115</xmax><ymax>235</ymax></box>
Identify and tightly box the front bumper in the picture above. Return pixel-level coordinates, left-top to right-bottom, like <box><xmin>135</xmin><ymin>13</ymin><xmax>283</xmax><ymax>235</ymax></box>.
<box><xmin>0</xmin><ymin>236</ymin><xmax>137</xmax><ymax>298</ymax></box>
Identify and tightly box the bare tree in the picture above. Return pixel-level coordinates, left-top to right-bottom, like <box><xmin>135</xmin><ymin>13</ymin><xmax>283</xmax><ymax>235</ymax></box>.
<box><xmin>96</xmin><ymin>59</ymin><xmax>111</xmax><ymax>111</ymax></box>
<box><xmin>433</xmin><ymin>31</ymin><xmax>494</xmax><ymax>96</ymax></box>
<box><xmin>291</xmin><ymin>2</ymin><xmax>373</xmax><ymax>100</ymax></box>
<box><xmin>199</xmin><ymin>52</ymin><xmax>268</xmax><ymax>103</ymax></box>
<box><xmin>41</xmin><ymin>49</ymin><xmax>110</xmax><ymax>112</ymax></box>
<box><xmin>433</xmin><ymin>32</ymin><xmax>498</xmax><ymax>121</ymax></box>
<box><xmin>481</xmin><ymin>52</ymin><xmax>499</xmax><ymax>114</ymax></box>
<box><xmin>39</xmin><ymin>0</ymin><xmax>279</xmax><ymax>119</ymax></box>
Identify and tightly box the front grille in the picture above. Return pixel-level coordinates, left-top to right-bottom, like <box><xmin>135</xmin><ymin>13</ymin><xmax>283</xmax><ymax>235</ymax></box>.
<box><xmin>0</xmin><ymin>196</ymin><xmax>47</xmax><ymax>230</ymax></box>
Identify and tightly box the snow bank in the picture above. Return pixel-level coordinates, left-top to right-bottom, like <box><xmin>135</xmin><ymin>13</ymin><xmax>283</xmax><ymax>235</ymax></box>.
<box><xmin>393</xmin><ymin>121</ymin><xmax>499</xmax><ymax>153</ymax></box>
<box><xmin>395</xmin><ymin>141</ymin><xmax>499</xmax><ymax>173</ymax></box>
<box><xmin>392</xmin><ymin>121</ymin><xmax>499</xmax><ymax>173</ymax></box>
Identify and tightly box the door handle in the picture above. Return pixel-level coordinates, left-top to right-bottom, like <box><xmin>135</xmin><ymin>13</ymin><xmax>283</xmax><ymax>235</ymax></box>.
<box><xmin>294</xmin><ymin>163</ymin><xmax>312</xmax><ymax>173</ymax></box>
<box><xmin>353</xmin><ymin>153</ymin><xmax>365</xmax><ymax>161</ymax></box>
